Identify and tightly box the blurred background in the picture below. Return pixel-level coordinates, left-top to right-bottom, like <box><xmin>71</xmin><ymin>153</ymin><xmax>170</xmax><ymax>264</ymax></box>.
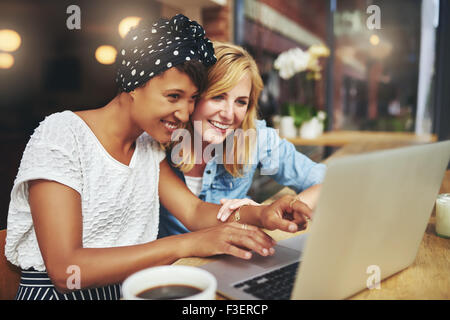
<box><xmin>1</xmin><ymin>0</ymin><xmax>449</xmax><ymax>229</ymax></box>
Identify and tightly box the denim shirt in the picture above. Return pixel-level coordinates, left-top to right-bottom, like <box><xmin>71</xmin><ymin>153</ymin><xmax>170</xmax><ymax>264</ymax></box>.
<box><xmin>158</xmin><ymin>120</ymin><xmax>327</xmax><ymax>238</ymax></box>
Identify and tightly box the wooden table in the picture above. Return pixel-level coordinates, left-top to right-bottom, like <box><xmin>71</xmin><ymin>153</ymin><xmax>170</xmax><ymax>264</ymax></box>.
<box><xmin>284</xmin><ymin>130</ymin><xmax>437</xmax><ymax>147</ymax></box>
<box><xmin>174</xmin><ymin>141</ymin><xmax>450</xmax><ymax>299</ymax></box>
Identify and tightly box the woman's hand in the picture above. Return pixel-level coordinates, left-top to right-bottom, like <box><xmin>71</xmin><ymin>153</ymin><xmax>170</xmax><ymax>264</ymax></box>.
<box><xmin>217</xmin><ymin>198</ymin><xmax>261</xmax><ymax>222</ymax></box>
<box><xmin>184</xmin><ymin>222</ymin><xmax>276</xmax><ymax>260</ymax></box>
<box><xmin>259</xmin><ymin>195</ymin><xmax>313</xmax><ymax>233</ymax></box>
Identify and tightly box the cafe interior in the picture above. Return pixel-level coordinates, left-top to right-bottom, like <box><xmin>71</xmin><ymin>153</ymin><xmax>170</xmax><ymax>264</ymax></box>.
<box><xmin>0</xmin><ymin>0</ymin><xmax>449</xmax><ymax>300</ymax></box>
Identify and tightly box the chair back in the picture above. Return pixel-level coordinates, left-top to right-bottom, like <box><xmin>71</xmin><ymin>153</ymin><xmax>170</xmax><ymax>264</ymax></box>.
<box><xmin>0</xmin><ymin>229</ymin><xmax>21</xmax><ymax>300</ymax></box>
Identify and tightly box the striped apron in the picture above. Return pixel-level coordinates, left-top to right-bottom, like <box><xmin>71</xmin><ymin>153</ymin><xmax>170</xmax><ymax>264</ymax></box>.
<box><xmin>15</xmin><ymin>269</ymin><xmax>122</xmax><ymax>300</ymax></box>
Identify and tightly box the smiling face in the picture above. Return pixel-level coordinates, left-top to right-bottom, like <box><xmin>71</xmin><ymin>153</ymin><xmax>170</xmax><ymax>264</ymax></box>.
<box><xmin>191</xmin><ymin>72</ymin><xmax>252</xmax><ymax>145</ymax></box>
<box><xmin>130</xmin><ymin>67</ymin><xmax>199</xmax><ymax>144</ymax></box>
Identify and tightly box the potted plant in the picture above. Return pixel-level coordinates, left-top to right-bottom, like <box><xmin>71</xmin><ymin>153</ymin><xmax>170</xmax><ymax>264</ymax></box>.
<box><xmin>274</xmin><ymin>44</ymin><xmax>329</xmax><ymax>138</ymax></box>
<box><xmin>282</xmin><ymin>103</ymin><xmax>326</xmax><ymax>139</ymax></box>
<box><xmin>278</xmin><ymin>102</ymin><xmax>297</xmax><ymax>138</ymax></box>
<box><xmin>299</xmin><ymin>110</ymin><xmax>327</xmax><ymax>139</ymax></box>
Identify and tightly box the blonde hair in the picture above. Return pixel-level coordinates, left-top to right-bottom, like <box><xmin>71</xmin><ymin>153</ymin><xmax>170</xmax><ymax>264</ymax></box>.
<box><xmin>171</xmin><ymin>42</ymin><xmax>264</xmax><ymax>177</ymax></box>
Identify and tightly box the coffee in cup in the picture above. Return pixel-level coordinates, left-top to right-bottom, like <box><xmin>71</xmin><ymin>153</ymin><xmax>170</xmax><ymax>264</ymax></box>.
<box><xmin>122</xmin><ymin>265</ymin><xmax>217</xmax><ymax>300</ymax></box>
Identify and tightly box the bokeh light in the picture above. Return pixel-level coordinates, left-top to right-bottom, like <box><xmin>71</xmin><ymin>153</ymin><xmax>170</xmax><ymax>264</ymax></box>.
<box><xmin>95</xmin><ymin>45</ymin><xmax>117</xmax><ymax>65</ymax></box>
<box><xmin>118</xmin><ymin>16</ymin><xmax>142</xmax><ymax>38</ymax></box>
<box><xmin>0</xmin><ymin>53</ymin><xmax>14</xmax><ymax>69</ymax></box>
<box><xmin>370</xmin><ymin>34</ymin><xmax>380</xmax><ymax>46</ymax></box>
<box><xmin>0</xmin><ymin>29</ymin><xmax>22</xmax><ymax>52</ymax></box>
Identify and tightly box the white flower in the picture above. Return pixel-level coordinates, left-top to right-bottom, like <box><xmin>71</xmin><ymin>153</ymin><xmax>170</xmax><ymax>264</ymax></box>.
<box><xmin>308</xmin><ymin>44</ymin><xmax>330</xmax><ymax>58</ymax></box>
<box><xmin>306</xmin><ymin>56</ymin><xmax>321</xmax><ymax>72</ymax></box>
<box><xmin>274</xmin><ymin>44</ymin><xmax>330</xmax><ymax>80</ymax></box>
<box><xmin>317</xmin><ymin>111</ymin><xmax>327</xmax><ymax>121</ymax></box>
<box><xmin>274</xmin><ymin>48</ymin><xmax>311</xmax><ymax>80</ymax></box>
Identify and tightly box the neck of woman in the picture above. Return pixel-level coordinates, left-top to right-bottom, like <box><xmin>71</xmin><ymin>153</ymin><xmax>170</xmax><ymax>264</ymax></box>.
<box><xmin>85</xmin><ymin>94</ymin><xmax>143</xmax><ymax>157</ymax></box>
<box><xmin>104</xmin><ymin>94</ymin><xmax>144</xmax><ymax>148</ymax></box>
<box><xmin>184</xmin><ymin>140</ymin><xmax>211</xmax><ymax>177</ymax></box>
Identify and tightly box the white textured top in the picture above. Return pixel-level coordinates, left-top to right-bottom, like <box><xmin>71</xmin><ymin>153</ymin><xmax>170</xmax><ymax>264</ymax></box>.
<box><xmin>184</xmin><ymin>175</ymin><xmax>203</xmax><ymax>197</ymax></box>
<box><xmin>5</xmin><ymin>111</ymin><xmax>166</xmax><ymax>271</ymax></box>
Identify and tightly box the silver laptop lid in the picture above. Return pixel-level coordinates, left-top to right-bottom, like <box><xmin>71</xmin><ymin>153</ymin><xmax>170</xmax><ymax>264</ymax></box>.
<box><xmin>292</xmin><ymin>141</ymin><xmax>450</xmax><ymax>299</ymax></box>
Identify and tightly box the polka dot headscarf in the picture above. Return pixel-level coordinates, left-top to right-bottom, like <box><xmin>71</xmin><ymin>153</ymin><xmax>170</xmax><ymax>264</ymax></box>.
<box><xmin>116</xmin><ymin>14</ymin><xmax>216</xmax><ymax>92</ymax></box>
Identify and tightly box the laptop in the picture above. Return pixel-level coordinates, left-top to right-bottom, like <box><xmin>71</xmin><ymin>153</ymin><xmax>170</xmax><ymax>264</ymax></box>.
<box><xmin>200</xmin><ymin>140</ymin><xmax>450</xmax><ymax>300</ymax></box>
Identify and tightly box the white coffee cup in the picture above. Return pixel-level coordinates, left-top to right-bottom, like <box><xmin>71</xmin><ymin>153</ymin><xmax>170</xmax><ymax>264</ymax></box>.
<box><xmin>122</xmin><ymin>265</ymin><xmax>217</xmax><ymax>300</ymax></box>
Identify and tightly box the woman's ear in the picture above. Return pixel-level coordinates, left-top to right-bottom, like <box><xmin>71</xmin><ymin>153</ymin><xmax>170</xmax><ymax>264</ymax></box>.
<box><xmin>127</xmin><ymin>90</ymin><xmax>137</xmax><ymax>103</ymax></box>
<box><xmin>118</xmin><ymin>90</ymin><xmax>134</xmax><ymax>105</ymax></box>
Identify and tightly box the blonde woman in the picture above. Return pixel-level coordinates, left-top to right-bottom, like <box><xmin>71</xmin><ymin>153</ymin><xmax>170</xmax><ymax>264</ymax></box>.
<box><xmin>159</xmin><ymin>42</ymin><xmax>326</xmax><ymax>238</ymax></box>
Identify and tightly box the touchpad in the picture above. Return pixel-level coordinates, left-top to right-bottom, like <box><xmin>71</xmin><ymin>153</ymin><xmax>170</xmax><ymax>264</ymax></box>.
<box><xmin>249</xmin><ymin>245</ymin><xmax>301</xmax><ymax>269</ymax></box>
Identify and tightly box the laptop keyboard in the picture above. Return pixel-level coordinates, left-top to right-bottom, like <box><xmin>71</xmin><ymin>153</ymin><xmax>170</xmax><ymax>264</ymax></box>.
<box><xmin>233</xmin><ymin>262</ymin><xmax>300</xmax><ymax>300</ymax></box>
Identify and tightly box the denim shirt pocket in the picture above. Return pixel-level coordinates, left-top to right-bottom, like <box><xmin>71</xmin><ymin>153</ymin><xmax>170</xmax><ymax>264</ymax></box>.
<box><xmin>212</xmin><ymin>174</ymin><xmax>247</xmax><ymax>190</ymax></box>
<box><xmin>211</xmin><ymin>171</ymin><xmax>253</xmax><ymax>202</ymax></box>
